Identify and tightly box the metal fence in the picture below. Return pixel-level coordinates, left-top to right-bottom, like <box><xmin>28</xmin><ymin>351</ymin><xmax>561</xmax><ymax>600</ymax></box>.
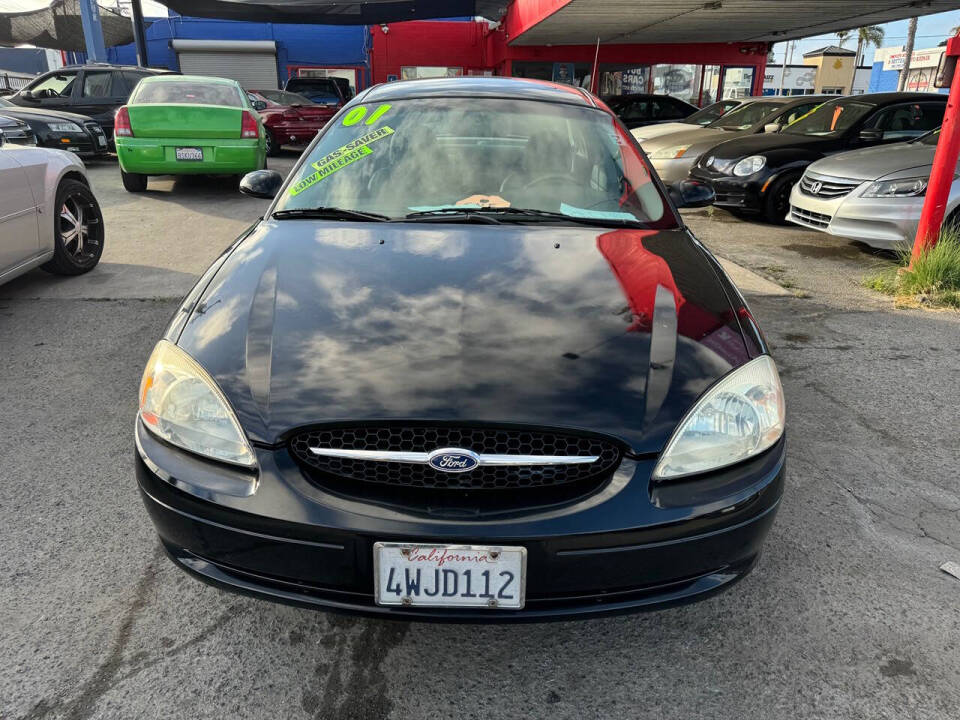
<box><xmin>0</xmin><ymin>73</ymin><xmax>33</xmax><ymax>94</ymax></box>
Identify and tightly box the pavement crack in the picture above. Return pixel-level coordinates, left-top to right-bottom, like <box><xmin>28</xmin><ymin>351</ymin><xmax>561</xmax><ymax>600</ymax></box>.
<box><xmin>29</xmin><ymin>546</ymin><xmax>163</xmax><ymax>720</ymax></box>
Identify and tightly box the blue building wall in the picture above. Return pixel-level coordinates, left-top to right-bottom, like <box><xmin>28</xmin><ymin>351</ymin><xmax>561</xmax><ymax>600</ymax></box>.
<box><xmin>0</xmin><ymin>48</ymin><xmax>55</xmax><ymax>74</ymax></box>
<box><xmin>68</xmin><ymin>14</ymin><xmax>371</xmax><ymax>87</ymax></box>
<box><xmin>868</xmin><ymin>60</ymin><xmax>949</xmax><ymax>94</ymax></box>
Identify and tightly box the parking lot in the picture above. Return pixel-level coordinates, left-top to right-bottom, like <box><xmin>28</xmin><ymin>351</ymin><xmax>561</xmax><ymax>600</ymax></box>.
<box><xmin>2</xmin><ymin>153</ymin><xmax>959</xmax><ymax>720</ymax></box>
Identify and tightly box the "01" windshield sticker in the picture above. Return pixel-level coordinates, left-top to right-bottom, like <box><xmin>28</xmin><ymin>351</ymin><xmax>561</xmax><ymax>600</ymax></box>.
<box><xmin>288</xmin><ymin>126</ymin><xmax>394</xmax><ymax>196</ymax></box>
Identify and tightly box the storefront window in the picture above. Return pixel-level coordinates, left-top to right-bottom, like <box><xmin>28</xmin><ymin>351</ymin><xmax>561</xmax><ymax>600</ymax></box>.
<box><xmin>721</xmin><ymin>67</ymin><xmax>755</xmax><ymax>99</ymax></box>
<box><xmin>701</xmin><ymin>65</ymin><xmax>721</xmax><ymax>106</ymax></box>
<box><xmin>650</xmin><ymin>64</ymin><xmax>701</xmax><ymax>104</ymax></box>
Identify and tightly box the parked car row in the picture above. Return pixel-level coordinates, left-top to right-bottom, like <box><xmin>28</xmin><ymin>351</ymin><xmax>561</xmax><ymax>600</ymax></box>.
<box><xmin>627</xmin><ymin>91</ymin><xmax>949</xmax><ymax>249</ymax></box>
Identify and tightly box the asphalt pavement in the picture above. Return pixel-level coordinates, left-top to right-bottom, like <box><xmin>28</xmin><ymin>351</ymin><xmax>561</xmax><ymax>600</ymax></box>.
<box><xmin>1</xmin><ymin>156</ymin><xmax>958</xmax><ymax>720</ymax></box>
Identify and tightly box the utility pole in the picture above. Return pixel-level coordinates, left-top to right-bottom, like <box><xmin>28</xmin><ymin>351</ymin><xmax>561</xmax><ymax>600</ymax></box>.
<box><xmin>777</xmin><ymin>40</ymin><xmax>793</xmax><ymax>96</ymax></box>
<box><xmin>898</xmin><ymin>16</ymin><xmax>918</xmax><ymax>91</ymax></box>
<box><xmin>130</xmin><ymin>0</ymin><xmax>149</xmax><ymax>66</ymax></box>
<box><xmin>78</xmin><ymin>0</ymin><xmax>108</xmax><ymax>62</ymax></box>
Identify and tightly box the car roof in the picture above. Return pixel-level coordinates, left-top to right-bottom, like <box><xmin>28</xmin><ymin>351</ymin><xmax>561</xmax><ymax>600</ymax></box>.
<box><xmin>829</xmin><ymin>91</ymin><xmax>947</xmax><ymax>105</ymax></box>
<box><xmin>139</xmin><ymin>74</ymin><xmax>238</xmax><ymax>86</ymax></box>
<box><xmin>358</xmin><ymin>77</ymin><xmax>596</xmax><ymax>107</ymax></box>
<box><xmin>60</xmin><ymin>63</ymin><xmax>171</xmax><ymax>73</ymax></box>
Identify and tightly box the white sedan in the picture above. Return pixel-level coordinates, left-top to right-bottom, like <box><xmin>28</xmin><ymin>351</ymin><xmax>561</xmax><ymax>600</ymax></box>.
<box><xmin>0</xmin><ymin>133</ymin><xmax>104</xmax><ymax>286</ymax></box>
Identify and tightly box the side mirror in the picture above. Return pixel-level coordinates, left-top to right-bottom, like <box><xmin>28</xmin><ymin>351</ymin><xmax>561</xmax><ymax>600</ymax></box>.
<box><xmin>668</xmin><ymin>180</ymin><xmax>715</xmax><ymax>209</ymax></box>
<box><xmin>239</xmin><ymin>169</ymin><xmax>284</xmax><ymax>198</ymax></box>
<box><xmin>19</xmin><ymin>89</ymin><xmax>35</xmax><ymax>100</ymax></box>
<box><xmin>858</xmin><ymin>128</ymin><xmax>884</xmax><ymax>143</ymax></box>
<box><xmin>763</xmin><ymin>123</ymin><xmax>782</xmax><ymax>134</ymax></box>
<box><xmin>252</xmin><ymin>100</ymin><xmax>267</xmax><ymax>111</ymax></box>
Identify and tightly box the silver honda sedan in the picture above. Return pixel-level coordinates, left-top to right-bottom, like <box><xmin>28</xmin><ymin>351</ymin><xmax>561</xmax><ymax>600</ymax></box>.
<box><xmin>0</xmin><ymin>132</ymin><xmax>104</xmax><ymax>285</ymax></box>
<box><xmin>787</xmin><ymin>129</ymin><xmax>954</xmax><ymax>250</ymax></box>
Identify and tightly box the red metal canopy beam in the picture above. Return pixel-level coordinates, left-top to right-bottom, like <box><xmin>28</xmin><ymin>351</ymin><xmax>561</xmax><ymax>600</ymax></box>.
<box><xmin>503</xmin><ymin>0</ymin><xmax>574</xmax><ymax>43</ymax></box>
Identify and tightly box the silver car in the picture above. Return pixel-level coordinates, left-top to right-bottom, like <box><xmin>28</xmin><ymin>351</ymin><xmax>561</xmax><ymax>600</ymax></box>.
<box><xmin>786</xmin><ymin>130</ymin><xmax>953</xmax><ymax>251</ymax></box>
<box><xmin>0</xmin><ymin>132</ymin><xmax>104</xmax><ymax>285</ymax></box>
<box><xmin>639</xmin><ymin>96</ymin><xmax>830</xmax><ymax>184</ymax></box>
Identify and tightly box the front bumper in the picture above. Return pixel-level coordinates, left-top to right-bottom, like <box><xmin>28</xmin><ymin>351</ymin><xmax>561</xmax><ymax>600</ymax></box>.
<box><xmin>689</xmin><ymin>167</ymin><xmax>764</xmax><ymax>212</ymax></box>
<box><xmin>116</xmin><ymin>136</ymin><xmax>264</xmax><ymax>175</ymax></box>
<box><xmin>651</xmin><ymin>155</ymin><xmax>699</xmax><ymax>184</ymax></box>
<box><xmin>786</xmin><ymin>183</ymin><xmax>924</xmax><ymax>251</ymax></box>
<box><xmin>136</xmin><ymin>421</ymin><xmax>786</xmax><ymax>621</ymax></box>
<box><xmin>38</xmin><ymin>131</ymin><xmax>109</xmax><ymax>157</ymax></box>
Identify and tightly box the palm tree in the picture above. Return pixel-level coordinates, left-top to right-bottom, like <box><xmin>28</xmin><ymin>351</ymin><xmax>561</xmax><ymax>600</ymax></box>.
<box><xmin>836</xmin><ymin>29</ymin><xmax>851</xmax><ymax>47</ymax></box>
<box><xmin>898</xmin><ymin>17</ymin><xmax>918</xmax><ymax>91</ymax></box>
<box><xmin>851</xmin><ymin>25</ymin><xmax>885</xmax><ymax>92</ymax></box>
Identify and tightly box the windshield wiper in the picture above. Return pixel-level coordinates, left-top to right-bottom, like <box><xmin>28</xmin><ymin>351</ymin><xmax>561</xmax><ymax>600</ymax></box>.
<box><xmin>272</xmin><ymin>207</ymin><xmax>390</xmax><ymax>222</ymax></box>
<box><xmin>400</xmin><ymin>208</ymin><xmax>505</xmax><ymax>224</ymax></box>
<box><xmin>406</xmin><ymin>206</ymin><xmax>644</xmax><ymax>228</ymax></box>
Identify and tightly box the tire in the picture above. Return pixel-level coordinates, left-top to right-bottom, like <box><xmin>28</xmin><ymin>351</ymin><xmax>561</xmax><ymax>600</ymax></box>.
<box><xmin>121</xmin><ymin>168</ymin><xmax>147</xmax><ymax>192</ymax></box>
<box><xmin>264</xmin><ymin>131</ymin><xmax>280</xmax><ymax>157</ymax></box>
<box><xmin>763</xmin><ymin>174</ymin><xmax>800</xmax><ymax>225</ymax></box>
<box><xmin>40</xmin><ymin>179</ymin><xmax>105</xmax><ymax>276</ymax></box>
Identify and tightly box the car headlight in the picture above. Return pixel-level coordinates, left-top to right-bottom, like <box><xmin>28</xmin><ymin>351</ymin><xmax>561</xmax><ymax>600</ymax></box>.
<box><xmin>732</xmin><ymin>155</ymin><xmax>767</xmax><ymax>177</ymax></box>
<box><xmin>653</xmin><ymin>355</ymin><xmax>785</xmax><ymax>480</ymax></box>
<box><xmin>47</xmin><ymin>122</ymin><xmax>83</xmax><ymax>133</ymax></box>
<box><xmin>138</xmin><ymin>340</ymin><xmax>256</xmax><ymax>467</ymax></box>
<box><xmin>649</xmin><ymin>144</ymin><xmax>691</xmax><ymax>160</ymax></box>
<box><xmin>861</xmin><ymin>177</ymin><xmax>927</xmax><ymax>198</ymax></box>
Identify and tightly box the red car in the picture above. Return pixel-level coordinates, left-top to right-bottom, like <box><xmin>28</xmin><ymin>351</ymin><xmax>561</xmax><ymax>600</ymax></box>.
<box><xmin>247</xmin><ymin>89</ymin><xmax>335</xmax><ymax>156</ymax></box>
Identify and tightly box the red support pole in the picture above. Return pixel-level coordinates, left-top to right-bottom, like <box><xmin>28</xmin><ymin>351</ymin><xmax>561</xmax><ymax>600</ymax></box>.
<box><xmin>911</xmin><ymin>35</ymin><xmax>960</xmax><ymax>265</ymax></box>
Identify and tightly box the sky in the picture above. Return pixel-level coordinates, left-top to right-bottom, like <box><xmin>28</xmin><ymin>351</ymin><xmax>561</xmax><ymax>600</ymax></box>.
<box><xmin>770</xmin><ymin>8</ymin><xmax>960</xmax><ymax>66</ymax></box>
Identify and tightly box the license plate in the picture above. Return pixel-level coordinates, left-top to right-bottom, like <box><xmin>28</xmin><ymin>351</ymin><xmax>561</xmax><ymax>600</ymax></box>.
<box><xmin>175</xmin><ymin>147</ymin><xmax>203</xmax><ymax>161</ymax></box>
<box><xmin>374</xmin><ymin>543</ymin><xmax>526</xmax><ymax>609</ymax></box>
<box><xmin>96</xmin><ymin>136</ymin><xmax>106</xmax><ymax>147</ymax></box>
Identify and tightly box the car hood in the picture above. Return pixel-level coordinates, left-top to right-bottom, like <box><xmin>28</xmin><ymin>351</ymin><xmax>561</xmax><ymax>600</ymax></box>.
<box><xmin>0</xmin><ymin>105</ymin><xmax>92</xmax><ymax>124</ymax></box>
<box><xmin>641</xmin><ymin>127</ymin><xmax>742</xmax><ymax>154</ymax></box>
<box><xmin>806</xmin><ymin>141</ymin><xmax>938</xmax><ymax>181</ymax></box>
<box><xmin>175</xmin><ymin>223</ymin><xmax>752</xmax><ymax>453</ymax></box>
<box><xmin>708</xmin><ymin>131</ymin><xmax>828</xmax><ymax>160</ymax></box>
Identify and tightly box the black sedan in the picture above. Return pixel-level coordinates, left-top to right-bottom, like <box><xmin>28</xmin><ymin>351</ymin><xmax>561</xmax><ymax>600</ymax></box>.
<box><xmin>0</xmin><ymin>96</ymin><xmax>109</xmax><ymax>158</ymax></box>
<box><xmin>605</xmin><ymin>93</ymin><xmax>699</xmax><ymax>129</ymax></box>
<box><xmin>135</xmin><ymin>77</ymin><xmax>786</xmax><ymax>621</ymax></box>
<box><xmin>689</xmin><ymin>92</ymin><xmax>947</xmax><ymax>222</ymax></box>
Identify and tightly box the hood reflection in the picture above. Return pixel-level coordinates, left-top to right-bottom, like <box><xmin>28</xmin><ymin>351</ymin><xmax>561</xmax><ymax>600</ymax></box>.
<box><xmin>177</xmin><ymin>222</ymin><xmax>748</xmax><ymax>453</ymax></box>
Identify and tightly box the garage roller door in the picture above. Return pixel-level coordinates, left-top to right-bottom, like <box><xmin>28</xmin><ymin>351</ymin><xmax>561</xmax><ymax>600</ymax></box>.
<box><xmin>172</xmin><ymin>40</ymin><xmax>279</xmax><ymax>90</ymax></box>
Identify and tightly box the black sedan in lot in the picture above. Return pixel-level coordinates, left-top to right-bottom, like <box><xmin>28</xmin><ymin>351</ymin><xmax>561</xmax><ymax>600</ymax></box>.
<box><xmin>689</xmin><ymin>92</ymin><xmax>947</xmax><ymax>222</ymax></box>
<box><xmin>135</xmin><ymin>77</ymin><xmax>786</xmax><ymax>621</ymax></box>
<box><xmin>0</xmin><ymin>96</ymin><xmax>109</xmax><ymax>158</ymax></box>
<box><xmin>604</xmin><ymin>92</ymin><xmax>699</xmax><ymax>129</ymax></box>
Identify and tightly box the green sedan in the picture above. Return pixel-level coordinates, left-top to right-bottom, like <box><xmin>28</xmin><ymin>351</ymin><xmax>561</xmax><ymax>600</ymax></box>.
<box><xmin>114</xmin><ymin>75</ymin><xmax>267</xmax><ymax>192</ymax></box>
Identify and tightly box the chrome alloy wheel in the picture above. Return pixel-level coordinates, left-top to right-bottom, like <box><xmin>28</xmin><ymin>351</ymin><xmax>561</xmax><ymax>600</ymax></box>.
<box><xmin>59</xmin><ymin>192</ymin><xmax>100</xmax><ymax>260</ymax></box>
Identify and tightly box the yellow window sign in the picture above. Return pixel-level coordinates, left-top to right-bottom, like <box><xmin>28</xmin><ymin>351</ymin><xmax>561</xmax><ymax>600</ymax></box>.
<box><xmin>311</xmin><ymin>126</ymin><xmax>394</xmax><ymax>170</ymax></box>
<box><xmin>289</xmin><ymin>126</ymin><xmax>394</xmax><ymax>196</ymax></box>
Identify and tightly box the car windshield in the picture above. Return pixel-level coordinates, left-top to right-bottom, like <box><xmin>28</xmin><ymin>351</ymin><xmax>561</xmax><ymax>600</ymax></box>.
<box><xmin>708</xmin><ymin>101</ymin><xmax>782</xmax><ymax>130</ymax></box>
<box><xmin>274</xmin><ymin>97</ymin><xmax>673</xmax><ymax>228</ymax></box>
<box><xmin>782</xmin><ymin>100</ymin><xmax>873</xmax><ymax>136</ymax></box>
<box><xmin>0</xmin><ymin>97</ymin><xmax>11</xmax><ymax>107</ymax></box>
<box><xmin>287</xmin><ymin>80</ymin><xmax>340</xmax><ymax>104</ymax></box>
<box><xmin>918</xmin><ymin>128</ymin><xmax>941</xmax><ymax>145</ymax></box>
<box><xmin>256</xmin><ymin>89</ymin><xmax>315</xmax><ymax>106</ymax></box>
<box><xmin>684</xmin><ymin>101</ymin><xmax>734</xmax><ymax>126</ymax></box>
<box><xmin>133</xmin><ymin>81</ymin><xmax>242</xmax><ymax>107</ymax></box>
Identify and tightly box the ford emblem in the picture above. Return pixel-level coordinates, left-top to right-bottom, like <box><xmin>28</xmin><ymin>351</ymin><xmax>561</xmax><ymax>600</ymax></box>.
<box><xmin>427</xmin><ymin>448</ymin><xmax>480</xmax><ymax>473</ymax></box>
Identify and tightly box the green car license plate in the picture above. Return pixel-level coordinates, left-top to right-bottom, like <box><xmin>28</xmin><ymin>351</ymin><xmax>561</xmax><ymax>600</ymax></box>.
<box><xmin>374</xmin><ymin>543</ymin><xmax>526</xmax><ymax>609</ymax></box>
<box><xmin>175</xmin><ymin>147</ymin><xmax>203</xmax><ymax>161</ymax></box>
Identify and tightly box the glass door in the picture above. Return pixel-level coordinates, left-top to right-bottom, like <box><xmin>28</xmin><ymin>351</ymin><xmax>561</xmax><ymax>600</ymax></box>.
<box><xmin>720</xmin><ymin>66</ymin><xmax>756</xmax><ymax>99</ymax></box>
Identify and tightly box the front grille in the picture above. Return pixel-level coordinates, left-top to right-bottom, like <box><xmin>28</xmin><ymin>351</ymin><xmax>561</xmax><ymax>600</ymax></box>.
<box><xmin>289</xmin><ymin>425</ymin><xmax>623</xmax><ymax>493</ymax></box>
<box><xmin>799</xmin><ymin>172</ymin><xmax>861</xmax><ymax>199</ymax></box>
<box><xmin>790</xmin><ymin>204</ymin><xmax>831</xmax><ymax>229</ymax></box>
